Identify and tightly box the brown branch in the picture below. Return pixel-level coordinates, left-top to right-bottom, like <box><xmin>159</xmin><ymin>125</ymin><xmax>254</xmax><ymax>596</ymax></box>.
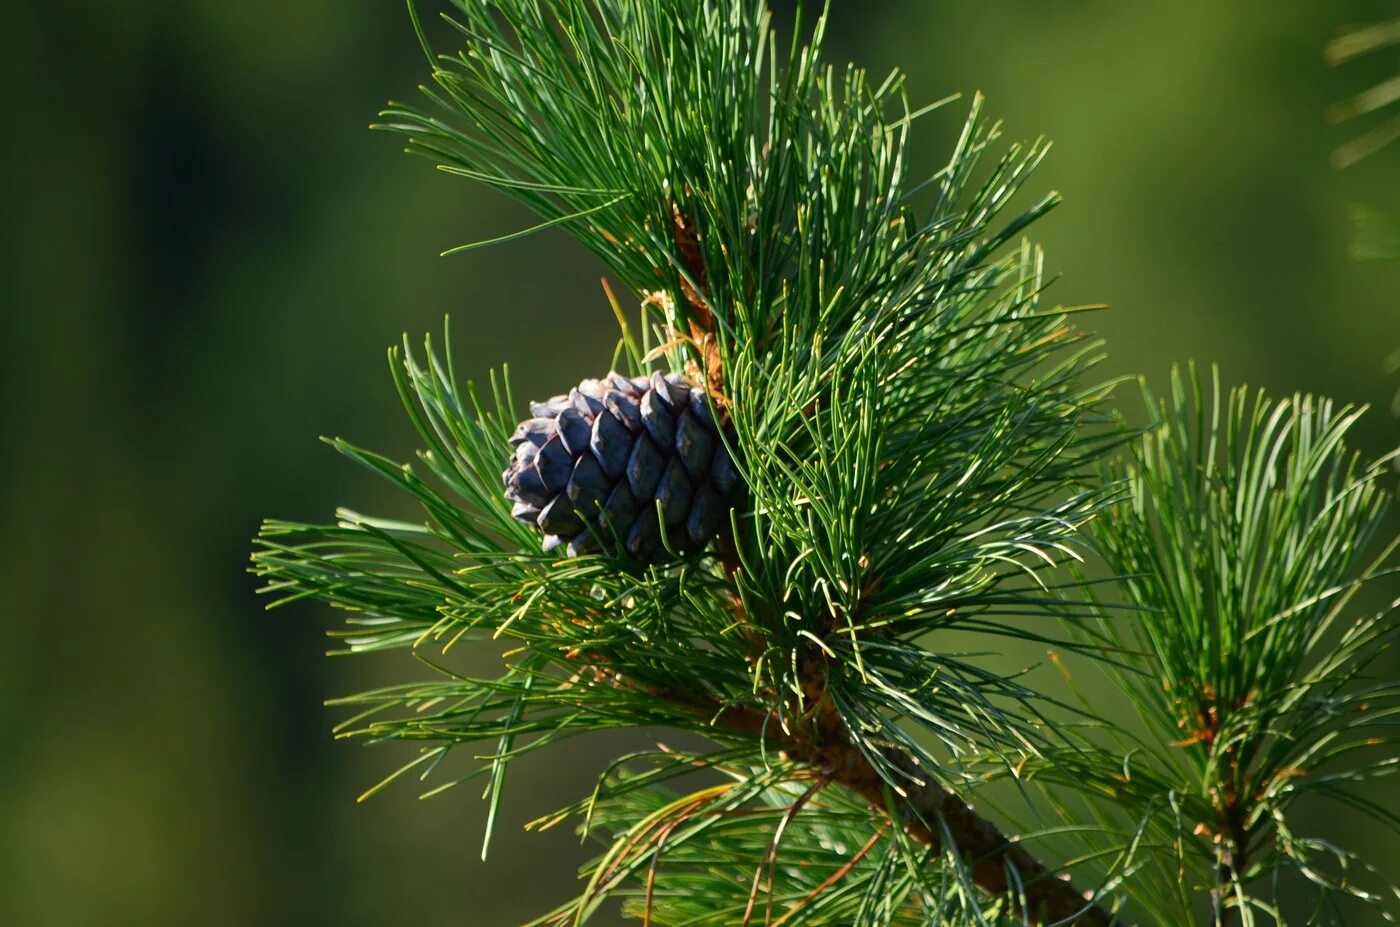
<box><xmin>671</xmin><ymin>203</ymin><xmax>711</xmax><ymax>324</ymax></box>
<box><xmin>647</xmin><ymin>687</ymin><xmax>1116</xmax><ymax>925</ymax></box>
<box><xmin>1211</xmin><ymin>750</ymin><xmax>1251</xmax><ymax>927</ymax></box>
<box><xmin>822</xmin><ymin>738</ymin><xmax>1116</xmax><ymax>926</ymax></box>
<box><xmin>670</xmin><ymin>204</ymin><xmax>724</xmax><ymax>401</ymax></box>
<box><xmin>1213</xmin><ymin>817</ymin><xmax>1248</xmax><ymax>927</ymax></box>
<box><xmin>1184</xmin><ymin>692</ymin><xmax>1253</xmax><ymax>927</ymax></box>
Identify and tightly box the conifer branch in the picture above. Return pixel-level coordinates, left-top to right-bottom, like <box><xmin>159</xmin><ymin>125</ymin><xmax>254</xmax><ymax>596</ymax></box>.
<box><xmin>250</xmin><ymin>2</ymin><xmax>1400</xmax><ymax>925</ymax></box>
<box><xmin>594</xmin><ymin>672</ymin><xmax>1115</xmax><ymax>923</ymax></box>
<box><xmin>655</xmin><ymin>553</ymin><xmax>1118</xmax><ymax>923</ymax></box>
<box><xmin>1087</xmin><ymin>366</ymin><xmax>1400</xmax><ymax>925</ymax></box>
<box><xmin>788</xmin><ymin>729</ymin><xmax>1117</xmax><ymax>925</ymax></box>
<box><xmin>647</xmin><ymin>673</ymin><xmax>1117</xmax><ymax>923</ymax></box>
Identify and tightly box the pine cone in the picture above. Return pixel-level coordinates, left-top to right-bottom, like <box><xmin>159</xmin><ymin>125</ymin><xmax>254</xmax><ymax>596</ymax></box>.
<box><xmin>503</xmin><ymin>372</ymin><xmax>736</xmax><ymax>561</ymax></box>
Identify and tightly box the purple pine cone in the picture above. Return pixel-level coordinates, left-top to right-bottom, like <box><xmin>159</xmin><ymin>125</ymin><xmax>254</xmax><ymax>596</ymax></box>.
<box><xmin>502</xmin><ymin>371</ymin><xmax>735</xmax><ymax>561</ymax></box>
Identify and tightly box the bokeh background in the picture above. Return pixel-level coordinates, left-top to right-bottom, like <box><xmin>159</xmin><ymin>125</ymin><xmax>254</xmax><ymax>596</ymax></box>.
<box><xmin>4</xmin><ymin>2</ymin><xmax>1397</xmax><ymax>925</ymax></box>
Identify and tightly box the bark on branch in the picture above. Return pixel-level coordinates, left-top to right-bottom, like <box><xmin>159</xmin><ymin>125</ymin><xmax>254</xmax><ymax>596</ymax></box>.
<box><xmin>669</xmin><ymin>697</ymin><xmax>1118</xmax><ymax>925</ymax></box>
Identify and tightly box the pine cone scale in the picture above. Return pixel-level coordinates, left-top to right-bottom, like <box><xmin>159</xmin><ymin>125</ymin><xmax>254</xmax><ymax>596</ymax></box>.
<box><xmin>591</xmin><ymin>411</ymin><xmax>632</xmax><ymax>477</ymax></box>
<box><xmin>626</xmin><ymin>435</ymin><xmax>666</xmax><ymax>499</ymax></box>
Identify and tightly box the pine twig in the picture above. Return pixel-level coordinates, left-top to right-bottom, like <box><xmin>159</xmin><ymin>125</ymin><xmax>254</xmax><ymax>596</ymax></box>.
<box><xmin>827</xmin><ymin>744</ymin><xmax>1117</xmax><ymax>926</ymax></box>
<box><xmin>655</xmin><ymin>683</ymin><xmax>1116</xmax><ymax>925</ymax></box>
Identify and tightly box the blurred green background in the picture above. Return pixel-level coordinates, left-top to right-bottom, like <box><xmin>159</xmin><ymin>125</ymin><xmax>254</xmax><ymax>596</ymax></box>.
<box><xmin>3</xmin><ymin>2</ymin><xmax>1397</xmax><ymax>925</ymax></box>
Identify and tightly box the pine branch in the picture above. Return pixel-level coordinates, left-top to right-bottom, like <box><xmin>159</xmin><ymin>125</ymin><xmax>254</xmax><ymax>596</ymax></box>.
<box><xmin>680</xmin><ymin>539</ymin><xmax>1118</xmax><ymax>923</ymax></box>
<box><xmin>251</xmin><ymin>3</ymin><xmax>1400</xmax><ymax>921</ymax></box>
<box><xmin>1086</xmin><ymin>365</ymin><xmax>1400</xmax><ymax>925</ymax></box>
<box><xmin>253</xmin><ymin>323</ymin><xmax>1124</xmax><ymax>922</ymax></box>
<box><xmin>560</xmin><ymin>635</ymin><xmax>1120</xmax><ymax>922</ymax></box>
<box><xmin>796</xmin><ymin>734</ymin><xmax>1116</xmax><ymax>925</ymax></box>
<box><xmin>256</xmin><ymin>1</ymin><xmax>1138</xmax><ymax>923</ymax></box>
<box><xmin>642</xmin><ymin>678</ymin><xmax>1118</xmax><ymax>924</ymax></box>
